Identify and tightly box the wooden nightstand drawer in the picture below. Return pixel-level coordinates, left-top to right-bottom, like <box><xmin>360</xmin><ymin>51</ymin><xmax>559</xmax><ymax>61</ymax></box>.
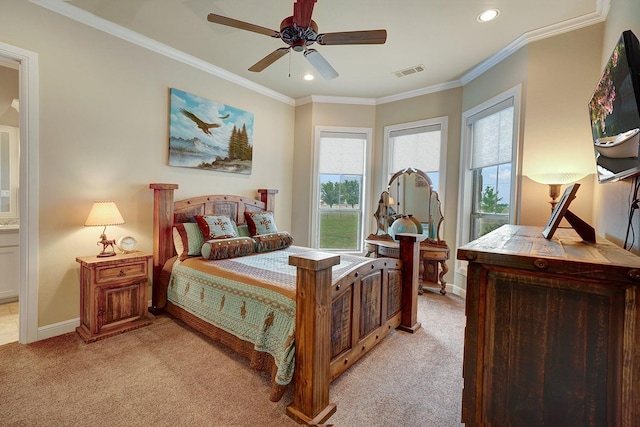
<box><xmin>95</xmin><ymin>260</ymin><xmax>147</xmax><ymax>283</ymax></box>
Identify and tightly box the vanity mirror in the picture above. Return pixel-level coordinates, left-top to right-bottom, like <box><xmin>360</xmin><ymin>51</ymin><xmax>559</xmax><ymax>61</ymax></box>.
<box><xmin>373</xmin><ymin>167</ymin><xmax>443</xmax><ymax>241</ymax></box>
<box><xmin>367</xmin><ymin>167</ymin><xmax>449</xmax><ymax>294</ymax></box>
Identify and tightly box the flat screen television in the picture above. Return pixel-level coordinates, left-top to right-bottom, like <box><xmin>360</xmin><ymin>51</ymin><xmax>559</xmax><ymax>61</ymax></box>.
<box><xmin>589</xmin><ymin>30</ymin><xmax>640</xmax><ymax>183</ymax></box>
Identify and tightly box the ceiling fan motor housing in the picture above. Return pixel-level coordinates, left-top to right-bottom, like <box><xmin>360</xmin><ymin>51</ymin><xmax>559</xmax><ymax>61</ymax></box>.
<box><xmin>280</xmin><ymin>16</ymin><xmax>319</xmax><ymax>51</ymax></box>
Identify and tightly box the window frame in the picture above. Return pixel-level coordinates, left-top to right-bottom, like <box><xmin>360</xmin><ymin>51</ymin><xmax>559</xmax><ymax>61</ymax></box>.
<box><xmin>457</xmin><ymin>86</ymin><xmax>522</xmax><ymax>275</ymax></box>
<box><xmin>310</xmin><ymin>126</ymin><xmax>372</xmax><ymax>253</ymax></box>
<box><xmin>382</xmin><ymin>117</ymin><xmax>448</xmax><ymax>202</ymax></box>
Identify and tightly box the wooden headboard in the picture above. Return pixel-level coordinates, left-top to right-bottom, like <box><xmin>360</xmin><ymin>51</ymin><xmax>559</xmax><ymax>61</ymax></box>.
<box><xmin>149</xmin><ymin>183</ymin><xmax>278</xmax><ymax>293</ymax></box>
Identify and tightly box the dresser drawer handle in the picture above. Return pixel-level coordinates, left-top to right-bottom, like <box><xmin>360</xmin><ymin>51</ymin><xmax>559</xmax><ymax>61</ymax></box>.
<box><xmin>628</xmin><ymin>269</ymin><xmax>640</xmax><ymax>282</ymax></box>
<box><xmin>533</xmin><ymin>259</ymin><xmax>548</xmax><ymax>270</ymax></box>
<box><xmin>118</xmin><ymin>269</ymin><xmax>126</xmax><ymax>277</ymax></box>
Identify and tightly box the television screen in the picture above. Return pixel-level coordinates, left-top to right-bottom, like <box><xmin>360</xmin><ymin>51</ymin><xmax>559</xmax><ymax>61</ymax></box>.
<box><xmin>589</xmin><ymin>30</ymin><xmax>640</xmax><ymax>183</ymax></box>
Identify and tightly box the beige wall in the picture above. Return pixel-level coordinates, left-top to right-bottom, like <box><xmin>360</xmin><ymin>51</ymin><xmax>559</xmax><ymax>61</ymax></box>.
<box><xmin>520</xmin><ymin>25</ymin><xmax>602</xmax><ymax>227</ymax></box>
<box><xmin>2</xmin><ymin>1</ymin><xmax>295</xmax><ymax>327</ymax></box>
<box><xmin>593</xmin><ymin>0</ymin><xmax>640</xmax><ymax>249</ymax></box>
<box><xmin>291</xmin><ymin>103</ymin><xmax>313</xmax><ymax>245</ymax></box>
<box><xmin>461</xmin><ymin>26</ymin><xmax>602</xmax><ymax>230</ymax></box>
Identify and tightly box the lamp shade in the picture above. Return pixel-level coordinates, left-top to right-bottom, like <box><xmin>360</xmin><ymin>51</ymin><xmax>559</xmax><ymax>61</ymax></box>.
<box><xmin>84</xmin><ymin>201</ymin><xmax>124</xmax><ymax>227</ymax></box>
<box><xmin>528</xmin><ymin>172</ymin><xmax>588</xmax><ymax>185</ymax></box>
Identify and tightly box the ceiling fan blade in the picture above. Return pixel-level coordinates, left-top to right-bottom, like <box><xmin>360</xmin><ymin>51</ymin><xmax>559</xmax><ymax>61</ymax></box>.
<box><xmin>248</xmin><ymin>47</ymin><xmax>291</xmax><ymax>72</ymax></box>
<box><xmin>293</xmin><ymin>0</ymin><xmax>316</xmax><ymax>29</ymax></box>
<box><xmin>304</xmin><ymin>49</ymin><xmax>338</xmax><ymax>80</ymax></box>
<box><xmin>318</xmin><ymin>29</ymin><xmax>387</xmax><ymax>45</ymax></box>
<box><xmin>207</xmin><ymin>13</ymin><xmax>280</xmax><ymax>38</ymax></box>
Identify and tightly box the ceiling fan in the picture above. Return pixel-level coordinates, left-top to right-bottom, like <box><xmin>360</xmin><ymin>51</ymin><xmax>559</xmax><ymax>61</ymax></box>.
<box><xmin>207</xmin><ymin>0</ymin><xmax>387</xmax><ymax>80</ymax></box>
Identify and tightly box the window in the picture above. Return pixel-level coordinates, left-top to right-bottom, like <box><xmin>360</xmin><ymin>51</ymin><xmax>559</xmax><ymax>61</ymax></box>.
<box><xmin>384</xmin><ymin>117</ymin><xmax>447</xmax><ymax>197</ymax></box>
<box><xmin>311</xmin><ymin>127</ymin><xmax>371</xmax><ymax>252</ymax></box>
<box><xmin>458</xmin><ymin>86</ymin><xmax>521</xmax><ymax>250</ymax></box>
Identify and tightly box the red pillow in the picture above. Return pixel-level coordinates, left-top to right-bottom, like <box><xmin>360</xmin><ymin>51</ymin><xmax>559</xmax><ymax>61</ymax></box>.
<box><xmin>244</xmin><ymin>211</ymin><xmax>278</xmax><ymax>236</ymax></box>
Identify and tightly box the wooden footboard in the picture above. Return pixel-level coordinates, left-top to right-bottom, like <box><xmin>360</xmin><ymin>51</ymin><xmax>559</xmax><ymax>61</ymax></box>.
<box><xmin>287</xmin><ymin>234</ymin><xmax>422</xmax><ymax>425</ymax></box>
<box><xmin>149</xmin><ymin>184</ymin><xmax>422</xmax><ymax>426</ymax></box>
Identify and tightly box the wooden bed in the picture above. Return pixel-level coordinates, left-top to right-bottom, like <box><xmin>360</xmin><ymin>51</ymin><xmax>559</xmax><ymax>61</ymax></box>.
<box><xmin>149</xmin><ymin>183</ymin><xmax>423</xmax><ymax>425</ymax></box>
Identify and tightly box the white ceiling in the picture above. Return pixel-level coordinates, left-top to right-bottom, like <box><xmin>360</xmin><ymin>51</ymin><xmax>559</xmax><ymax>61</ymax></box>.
<box><xmin>38</xmin><ymin>0</ymin><xmax>605</xmax><ymax>102</ymax></box>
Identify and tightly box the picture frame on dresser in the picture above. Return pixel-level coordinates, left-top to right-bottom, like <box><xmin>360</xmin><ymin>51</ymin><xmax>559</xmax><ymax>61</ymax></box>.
<box><xmin>542</xmin><ymin>183</ymin><xmax>596</xmax><ymax>243</ymax></box>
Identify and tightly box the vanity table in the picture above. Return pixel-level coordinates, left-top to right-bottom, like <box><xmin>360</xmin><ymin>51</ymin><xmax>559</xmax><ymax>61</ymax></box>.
<box><xmin>367</xmin><ymin>168</ymin><xmax>448</xmax><ymax>294</ymax></box>
<box><xmin>365</xmin><ymin>237</ymin><xmax>449</xmax><ymax>294</ymax></box>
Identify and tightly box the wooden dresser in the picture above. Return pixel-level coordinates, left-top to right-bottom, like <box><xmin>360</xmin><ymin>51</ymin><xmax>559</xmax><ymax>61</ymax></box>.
<box><xmin>76</xmin><ymin>252</ymin><xmax>153</xmax><ymax>343</ymax></box>
<box><xmin>457</xmin><ymin>225</ymin><xmax>640</xmax><ymax>426</ymax></box>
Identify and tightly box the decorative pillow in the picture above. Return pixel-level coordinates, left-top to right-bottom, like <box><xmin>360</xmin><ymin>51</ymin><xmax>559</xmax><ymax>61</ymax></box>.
<box><xmin>173</xmin><ymin>223</ymin><xmax>205</xmax><ymax>260</ymax></box>
<box><xmin>195</xmin><ymin>215</ymin><xmax>238</xmax><ymax>240</ymax></box>
<box><xmin>244</xmin><ymin>211</ymin><xmax>278</xmax><ymax>236</ymax></box>
<box><xmin>253</xmin><ymin>232</ymin><xmax>294</xmax><ymax>253</ymax></box>
<box><xmin>201</xmin><ymin>237</ymin><xmax>255</xmax><ymax>260</ymax></box>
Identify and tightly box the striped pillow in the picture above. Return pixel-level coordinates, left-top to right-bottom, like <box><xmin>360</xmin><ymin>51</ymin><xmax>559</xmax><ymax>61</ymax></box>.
<box><xmin>173</xmin><ymin>223</ymin><xmax>205</xmax><ymax>260</ymax></box>
<box><xmin>201</xmin><ymin>237</ymin><xmax>255</xmax><ymax>260</ymax></box>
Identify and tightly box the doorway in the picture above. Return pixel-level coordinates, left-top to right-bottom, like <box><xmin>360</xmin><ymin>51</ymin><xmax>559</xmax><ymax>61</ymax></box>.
<box><xmin>0</xmin><ymin>64</ymin><xmax>19</xmax><ymax>345</ymax></box>
<box><xmin>0</xmin><ymin>41</ymin><xmax>39</xmax><ymax>344</ymax></box>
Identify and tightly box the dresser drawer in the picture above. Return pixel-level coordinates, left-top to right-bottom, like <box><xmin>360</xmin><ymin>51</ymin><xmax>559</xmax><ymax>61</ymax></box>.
<box><xmin>95</xmin><ymin>260</ymin><xmax>148</xmax><ymax>283</ymax></box>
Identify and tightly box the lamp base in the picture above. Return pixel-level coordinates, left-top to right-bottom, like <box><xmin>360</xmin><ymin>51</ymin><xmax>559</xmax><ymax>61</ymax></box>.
<box><xmin>96</xmin><ymin>233</ymin><xmax>117</xmax><ymax>258</ymax></box>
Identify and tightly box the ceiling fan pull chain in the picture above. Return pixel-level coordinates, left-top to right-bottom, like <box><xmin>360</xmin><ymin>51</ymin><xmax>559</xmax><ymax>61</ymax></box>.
<box><xmin>288</xmin><ymin>50</ymin><xmax>292</xmax><ymax>78</ymax></box>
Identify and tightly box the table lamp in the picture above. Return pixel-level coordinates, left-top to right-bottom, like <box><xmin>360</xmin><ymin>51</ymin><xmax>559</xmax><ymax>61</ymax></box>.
<box><xmin>84</xmin><ymin>201</ymin><xmax>124</xmax><ymax>257</ymax></box>
<box><xmin>528</xmin><ymin>172</ymin><xmax>588</xmax><ymax>211</ymax></box>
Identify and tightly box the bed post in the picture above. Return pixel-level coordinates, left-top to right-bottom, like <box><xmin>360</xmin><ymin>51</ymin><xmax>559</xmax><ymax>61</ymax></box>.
<box><xmin>258</xmin><ymin>188</ymin><xmax>278</xmax><ymax>212</ymax></box>
<box><xmin>287</xmin><ymin>252</ymin><xmax>341</xmax><ymax>426</ymax></box>
<box><xmin>149</xmin><ymin>183</ymin><xmax>178</xmax><ymax>310</ymax></box>
<box><xmin>396</xmin><ymin>233</ymin><xmax>425</xmax><ymax>333</ymax></box>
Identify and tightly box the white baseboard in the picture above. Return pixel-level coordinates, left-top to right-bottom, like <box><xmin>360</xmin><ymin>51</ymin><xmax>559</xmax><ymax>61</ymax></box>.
<box><xmin>37</xmin><ymin>317</ymin><xmax>79</xmax><ymax>341</ymax></box>
<box><xmin>33</xmin><ymin>300</ymin><xmax>153</xmax><ymax>342</ymax></box>
<box><xmin>451</xmin><ymin>285</ymin><xmax>466</xmax><ymax>299</ymax></box>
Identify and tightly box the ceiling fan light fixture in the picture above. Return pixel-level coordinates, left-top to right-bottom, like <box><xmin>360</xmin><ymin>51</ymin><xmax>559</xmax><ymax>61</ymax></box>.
<box><xmin>304</xmin><ymin>49</ymin><xmax>338</xmax><ymax>80</ymax></box>
<box><xmin>477</xmin><ymin>9</ymin><xmax>500</xmax><ymax>23</ymax></box>
<box><xmin>303</xmin><ymin>74</ymin><xmax>315</xmax><ymax>81</ymax></box>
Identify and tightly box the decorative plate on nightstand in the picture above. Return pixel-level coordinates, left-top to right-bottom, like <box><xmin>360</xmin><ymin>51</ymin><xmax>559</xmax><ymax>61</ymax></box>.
<box><xmin>116</xmin><ymin>236</ymin><xmax>137</xmax><ymax>253</ymax></box>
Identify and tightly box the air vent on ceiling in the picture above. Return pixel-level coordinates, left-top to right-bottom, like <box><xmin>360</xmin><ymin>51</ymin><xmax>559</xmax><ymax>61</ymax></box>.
<box><xmin>393</xmin><ymin>65</ymin><xmax>425</xmax><ymax>78</ymax></box>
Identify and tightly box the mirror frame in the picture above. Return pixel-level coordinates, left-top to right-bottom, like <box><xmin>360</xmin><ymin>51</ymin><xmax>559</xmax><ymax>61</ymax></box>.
<box><xmin>372</xmin><ymin>167</ymin><xmax>444</xmax><ymax>241</ymax></box>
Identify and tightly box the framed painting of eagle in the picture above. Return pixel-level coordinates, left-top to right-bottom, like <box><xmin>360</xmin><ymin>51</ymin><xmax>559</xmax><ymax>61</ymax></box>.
<box><xmin>169</xmin><ymin>88</ymin><xmax>254</xmax><ymax>175</ymax></box>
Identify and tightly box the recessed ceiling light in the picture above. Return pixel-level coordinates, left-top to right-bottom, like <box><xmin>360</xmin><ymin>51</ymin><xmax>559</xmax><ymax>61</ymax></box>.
<box><xmin>303</xmin><ymin>74</ymin><xmax>314</xmax><ymax>81</ymax></box>
<box><xmin>477</xmin><ymin>9</ymin><xmax>500</xmax><ymax>23</ymax></box>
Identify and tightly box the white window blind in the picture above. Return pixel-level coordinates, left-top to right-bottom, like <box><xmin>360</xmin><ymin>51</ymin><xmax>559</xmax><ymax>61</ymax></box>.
<box><xmin>318</xmin><ymin>132</ymin><xmax>366</xmax><ymax>175</ymax></box>
<box><xmin>468</xmin><ymin>99</ymin><xmax>514</xmax><ymax>169</ymax></box>
<box><xmin>389</xmin><ymin>124</ymin><xmax>441</xmax><ymax>173</ymax></box>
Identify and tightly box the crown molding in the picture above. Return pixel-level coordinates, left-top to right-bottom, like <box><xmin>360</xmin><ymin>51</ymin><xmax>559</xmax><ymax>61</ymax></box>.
<box><xmin>296</xmin><ymin>95</ymin><xmax>377</xmax><ymax>106</ymax></box>
<box><xmin>376</xmin><ymin>80</ymin><xmax>463</xmax><ymax>105</ymax></box>
<box><xmin>460</xmin><ymin>1</ymin><xmax>609</xmax><ymax>85</ymax></box>
<box><xmin>29</xmin><ymin>0</ymin><xmax>296</xmax><ymax>106</ymax></box>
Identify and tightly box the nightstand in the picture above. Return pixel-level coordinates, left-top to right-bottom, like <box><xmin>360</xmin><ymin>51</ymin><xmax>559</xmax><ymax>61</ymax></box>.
<box><xmin>76</xmin><ymin>252</ymin><xmax>153</xmax><ymax>343</ymax></box>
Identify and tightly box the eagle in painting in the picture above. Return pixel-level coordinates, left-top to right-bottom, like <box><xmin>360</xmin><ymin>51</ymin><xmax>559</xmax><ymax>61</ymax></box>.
<box><xmin>180</xmin><ymin>108</ymin><xmax>230</xmax><ymax>136</ymax></box>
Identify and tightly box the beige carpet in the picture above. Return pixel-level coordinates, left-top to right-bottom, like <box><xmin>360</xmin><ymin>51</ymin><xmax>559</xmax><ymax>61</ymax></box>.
<box><xmin>0</xmin><ymin>291</ymin><xmax>465</xmax><ymax>427</ymax></box>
